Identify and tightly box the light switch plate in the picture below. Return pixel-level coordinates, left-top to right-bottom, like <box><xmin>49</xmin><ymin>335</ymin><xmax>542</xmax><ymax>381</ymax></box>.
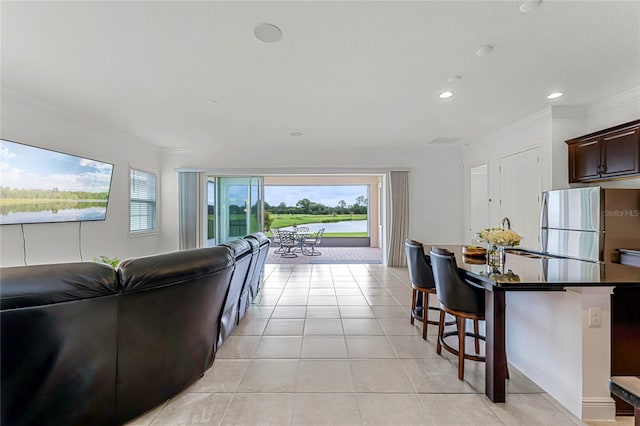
<box><xmin>588</xmin><ymin>306</ymin><xmax>602</xmax><ymax>328</ymax></box>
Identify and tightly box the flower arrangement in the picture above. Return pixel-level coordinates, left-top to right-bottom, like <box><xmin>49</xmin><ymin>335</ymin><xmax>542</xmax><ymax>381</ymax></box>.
<box><xmin>476</xmin><ymin>227</ymin><xmax>522</xmax><ymax>247</ymax></box>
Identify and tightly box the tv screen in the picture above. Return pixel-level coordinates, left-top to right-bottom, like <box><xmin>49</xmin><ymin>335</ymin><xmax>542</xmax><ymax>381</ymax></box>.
<box><xmin>0</xmin><ymin>139</ymin><xmax>114</xmax><ymax>225</ymax></box>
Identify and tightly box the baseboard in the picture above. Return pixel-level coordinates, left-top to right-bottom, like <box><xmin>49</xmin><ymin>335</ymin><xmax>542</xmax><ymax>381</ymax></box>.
<box><xmin>581</xmin><ymin>397</ymin><xmax>616</xmax><ymax>421</ymax></box>
<box><xmin>507</xmin><ymin>347</ymin><xmax>583</xmax><ymax>418</ymax></box>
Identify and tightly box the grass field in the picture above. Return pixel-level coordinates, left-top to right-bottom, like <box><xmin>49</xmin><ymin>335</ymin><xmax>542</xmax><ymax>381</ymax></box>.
<box><xmin>208</xmin><ymin>213</ymin><xmax>369</xmax><ymax>238</ymax></box>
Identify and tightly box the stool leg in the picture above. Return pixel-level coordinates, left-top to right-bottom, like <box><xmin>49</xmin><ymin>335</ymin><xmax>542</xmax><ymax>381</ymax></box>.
<box><xmin>436</xmin><ymin>309</ymin><xmax>445</xmax><ymax>354</ymax></box>
<box><xmin>410</xmin><ymin>289</ymin><xmax>416</xmax><ymax>325</ymax></box>
<box><xmin>473</xmin><ymin>319</ymin><xmax>480</xmax><ymax>355</ymax></box>
<box><xmin>422</xmin><ymin>292</ymin><xmax>428</xmax><ymax>340</ymax></box>
<box><xmin>458</xmin><ymin>317</ymin><xmax>466</xmax><ymax>380</ymax></box>
<box><xmin>506</xmin><ymin>351</ymin><xmax>510</xmax><ymax>379</ymax></box>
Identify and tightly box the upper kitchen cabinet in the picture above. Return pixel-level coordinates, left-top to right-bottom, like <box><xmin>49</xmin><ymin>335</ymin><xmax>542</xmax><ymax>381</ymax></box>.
<box><xmin>566</xmin><ymin>119</ymin><xmax>640</xmax><ymax>183</ymax></box>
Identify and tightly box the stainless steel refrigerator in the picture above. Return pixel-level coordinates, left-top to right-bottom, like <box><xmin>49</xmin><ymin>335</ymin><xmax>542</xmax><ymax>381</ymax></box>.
<box><xmin>540</xmin><ymin>187</ymin><xmax>640</xmax><ymax>263</ymax></box>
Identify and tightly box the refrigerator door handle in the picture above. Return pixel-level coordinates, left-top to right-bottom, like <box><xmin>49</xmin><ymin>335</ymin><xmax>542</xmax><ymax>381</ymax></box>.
<box><xmin>540</xmin><ymin>192</ymin><xmax>548</xmax><ymax>228</ymax></box>
<box><xmin>540</xmin><ymin>192</ymin><xmax>548</xmax><ymax>252</ymax></box>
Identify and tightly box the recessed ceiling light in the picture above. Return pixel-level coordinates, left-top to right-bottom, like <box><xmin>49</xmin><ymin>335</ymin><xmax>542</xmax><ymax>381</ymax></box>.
<box><xmin>439</xmin><ymin>91</ymin><xmax>454</xmax><ymax>99</ymax></box>
<box><xmin>520</xmin><ymin>0</ymin><xmax>543</xmax><ymax>13</ymax></box>
<box><xmin>547</xmin><ymin>92</ymin><xmax>564</xmax><ymax>99</ymax></box>
<box><xmin>476</xmin><ymin>45</ymin><xmax>494</xmax><ymax>56</ymax></box>
<box><xmin>447</xmin><ymin>75</ymin><xmax>462</xmax><ymax>83</ymax></box>
<box><xmin>254</xmin><ymin>23</ymin><xmax>282</xmax><ymax>43</ymax></box>
<box><xmin>290</xmin><ymin>131</ymin><xmax>303</xmax><ymax>137</ymax></box>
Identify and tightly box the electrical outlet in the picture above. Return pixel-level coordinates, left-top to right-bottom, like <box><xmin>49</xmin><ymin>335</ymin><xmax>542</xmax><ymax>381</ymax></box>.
<box><xmin>588</xmin><ymin>307</ymin><xmax>602</xmax><ymax>328</ymax></box>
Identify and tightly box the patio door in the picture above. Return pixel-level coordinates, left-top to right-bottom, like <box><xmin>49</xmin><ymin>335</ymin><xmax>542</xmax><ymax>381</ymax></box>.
<box><xmin>216</xmin><ymin>176</ymin><xmax>264</xmax><ymax>243</ymax></box>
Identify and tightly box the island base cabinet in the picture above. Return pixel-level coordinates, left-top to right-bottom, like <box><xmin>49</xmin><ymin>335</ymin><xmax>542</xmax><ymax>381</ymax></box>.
<box><xmin>611</xmin><ymin>287</ymin><xmax>640</xmax><ymax>415</ymax></box>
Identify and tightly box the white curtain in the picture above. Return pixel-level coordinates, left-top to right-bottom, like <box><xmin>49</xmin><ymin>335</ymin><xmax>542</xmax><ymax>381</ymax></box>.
<box><xmin>386</xmin><ymin>170</ymin><xmax>409</xmax><ymax>267</ymax></box>
<box><xmin>178</xmin><ymin>172</ymin><xmax>200</xmax><ymax>250</ymax></box>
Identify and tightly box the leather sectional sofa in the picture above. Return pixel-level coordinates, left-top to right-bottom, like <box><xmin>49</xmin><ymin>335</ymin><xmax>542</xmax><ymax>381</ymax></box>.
<box><xmin>0</xmin><ymin>233</ymin><xmax>270</xmax><ymax>426</ymax></box>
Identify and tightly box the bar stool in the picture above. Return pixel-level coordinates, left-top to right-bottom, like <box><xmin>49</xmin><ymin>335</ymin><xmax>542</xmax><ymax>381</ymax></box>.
<box><xmin>429</xmin><ymin>246</ymin><xmax>487</xmax><ymax>380</ymax></box>
<box><xmin>405</xmin><ymin>239</ymin><xmax>442</xmax><ymax>340</ymax></box>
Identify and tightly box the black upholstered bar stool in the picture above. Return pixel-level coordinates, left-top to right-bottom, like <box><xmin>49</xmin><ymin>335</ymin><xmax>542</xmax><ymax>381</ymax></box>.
<box><xmin>429</xmin><ymin>246</ymin><xmax>487</xmax><ymax>380</ymax></box>
<box><xmin>405</xmin><ymin>239</ymin><xmax>442</xmax><ymax>340</ymax></box>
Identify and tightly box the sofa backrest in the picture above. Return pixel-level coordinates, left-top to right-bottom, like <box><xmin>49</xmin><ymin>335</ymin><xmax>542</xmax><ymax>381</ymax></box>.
<box><xmin>115</xmin><ymin>246</ymin><xmax>234</xmax><ymax>424</ymax></box>
<box><xmin>244</xmin><ymin>232</ymin><xmax>271</xmax><ymax>301</ymax></box>
<box><xmin>218</xmin><ymin>239</ymin><xmax>253</xmax><ymax>345</ymax></box>
<box><xmin>1</xmin><ymin>262</ymin><xmax>119</xmax><ymax>426</ymax></box>
<box><xmin>241</xmin><ymin>237</ymin><xmax>260</xmax><ymax>318</ymax></box>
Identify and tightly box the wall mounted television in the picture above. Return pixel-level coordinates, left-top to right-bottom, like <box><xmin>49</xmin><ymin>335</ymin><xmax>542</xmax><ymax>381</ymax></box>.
<box><xmin>0</xmin><ymin>139</ymin><xmax>114</xmax><ymax>225</ymax></box>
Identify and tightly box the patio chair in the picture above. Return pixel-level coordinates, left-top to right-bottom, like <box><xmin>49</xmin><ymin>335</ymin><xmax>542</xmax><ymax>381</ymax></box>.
<box><xmin>278</xmin><ymin>231</ymin><xmax>298</xmax><ymax>258</ymax></box>
<box><xmin>271</xmin><ymin>228</ymin><xmax>284</xmax><ymax>254</ymax></box>
<box><xmin>302</xmin><ymin>228</ymin><xmax>324</xmax><ymax>256</ymax></box>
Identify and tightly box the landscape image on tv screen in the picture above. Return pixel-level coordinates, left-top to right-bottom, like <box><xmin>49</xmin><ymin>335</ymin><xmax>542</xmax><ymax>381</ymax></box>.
<box><xmin>0</xmin><ymin>139</ymin><xmax>114</xmax><ymax>225</ymax></box>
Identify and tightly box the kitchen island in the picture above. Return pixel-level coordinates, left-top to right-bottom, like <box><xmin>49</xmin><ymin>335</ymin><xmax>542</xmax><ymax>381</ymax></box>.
<box><xmin>428</xmin><ymin>245</ymin><xmax>640</xmax><ymax>419</ymax></box>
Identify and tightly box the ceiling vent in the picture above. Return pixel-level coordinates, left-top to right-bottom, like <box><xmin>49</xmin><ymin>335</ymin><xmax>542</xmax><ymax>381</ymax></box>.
<box><xmin>427</xmin><ymin>137</ymin><xmax>461</xmax><ymax>145</ymax></box>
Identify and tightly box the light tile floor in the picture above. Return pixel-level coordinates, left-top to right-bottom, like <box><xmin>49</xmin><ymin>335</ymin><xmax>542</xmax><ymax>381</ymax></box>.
<box><xmin>127</xmin><ymin>264</ymin><xmax>631</xmax><ymax>425</ymax></box>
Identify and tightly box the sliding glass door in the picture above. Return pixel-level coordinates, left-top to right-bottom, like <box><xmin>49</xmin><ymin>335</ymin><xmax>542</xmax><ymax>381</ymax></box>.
<box><xmin>216</xmin><ymin>176</ymin><xmax>263</xmax><ymax>243</ymax></box>
<box><xmin>206</xmin><ymin>177</ymin><xmax>216</xmax><ymax>247</ymax></box>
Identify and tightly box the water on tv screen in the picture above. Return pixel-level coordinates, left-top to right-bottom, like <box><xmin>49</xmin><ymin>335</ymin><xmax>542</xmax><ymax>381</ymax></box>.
<box><xmin>0</xmin><ymin>139</ymin><xmax>114</xmax><ymax>225</ymax></box>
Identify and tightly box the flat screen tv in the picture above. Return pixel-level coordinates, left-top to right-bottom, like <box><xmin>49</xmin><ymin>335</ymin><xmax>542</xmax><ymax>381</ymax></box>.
<box><xmin>0</xmin><ymin>139</ymin><xmax>114</xmax><ymax>225</ymax></box>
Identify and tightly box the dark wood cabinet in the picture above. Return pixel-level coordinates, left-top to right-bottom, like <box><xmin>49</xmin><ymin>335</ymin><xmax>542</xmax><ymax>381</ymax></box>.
<box><xmin>567</xmin><ymin>119</ymin><xmax>640</xmax><ymax>183</ymax></box>
<box><xmin>611</xmin><ymin>287</ymin><xmax>640</xmax><ymax>415</ymax></box>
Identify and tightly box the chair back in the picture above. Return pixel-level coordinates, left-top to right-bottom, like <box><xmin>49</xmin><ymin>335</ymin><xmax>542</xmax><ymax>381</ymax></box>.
<box><xmin>314</xmin><ymin>228</ymin><xmax>324</xmax><ymax>244</ymax></box>
<box><xmin>429</xmin><ymin>247</ymin><xmax>485</xmax><ymax>315</ymax></box>
<box><xmin>296</xmin><ymin>226</ymin><xmax>309</xmax><ymax>232</ymax></box>
<box><xmin>279</xmin><ymin>231</ymin><xmax>297</xmax><ymax>247</ymax></box>
<box><xmin>404</xmin><ymin>239</ymin><xmax>435</xmax><ymax>290</ymax></box>
<box><xmin>271</xmin><ymin>228</ymin><xmax>281</xmax><ymax>243</ymax></box>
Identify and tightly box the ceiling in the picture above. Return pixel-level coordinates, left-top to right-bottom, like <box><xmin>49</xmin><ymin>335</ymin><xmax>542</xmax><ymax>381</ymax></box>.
<box><xmin>2</xmin><ymin>1</ymin><xmax>639</xmax><ymax>151</ymax></box>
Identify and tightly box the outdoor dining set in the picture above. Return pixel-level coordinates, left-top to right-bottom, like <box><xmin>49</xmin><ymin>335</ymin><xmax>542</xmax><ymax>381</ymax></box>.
<box><xmin>271</xmin><ymin>227</ymin><xmax>324</xmax><ymax>257</ymax></box>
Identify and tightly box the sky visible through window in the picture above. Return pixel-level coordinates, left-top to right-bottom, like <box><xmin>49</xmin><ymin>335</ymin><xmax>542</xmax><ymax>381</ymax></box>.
<box><xmin>265</xmin><ymin>185</ymin><xmax>367</xmax><ymax>207</ymax></box>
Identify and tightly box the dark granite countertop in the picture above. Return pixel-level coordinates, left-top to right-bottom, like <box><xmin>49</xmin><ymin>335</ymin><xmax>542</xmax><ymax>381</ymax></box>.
<box><xmin>425</xmin><ymin>245</ymin><xmax>640</xmax><ymax>291</ymax></box>
<box><xmin>610</xmin><ymin>376</ymin><xmax>640</xmax><ymax>409</ymax></box>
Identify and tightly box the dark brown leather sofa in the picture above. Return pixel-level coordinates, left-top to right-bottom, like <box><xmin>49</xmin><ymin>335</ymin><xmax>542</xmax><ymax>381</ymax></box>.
<box><xmin>244</xmin><ymin>232</ymin><xmax>270</xmax><ymax>302</ymax></box>
<box><xmin>1</xmin><ymin>245</ymin><xmax>238</xmax><ymax>426</ymax></box>
<box><xmin>218</xmin><ymin>238</ymin><xmax>253</xmax><ymax>345</ymax></box>
<box><xmin>1</xmin><ymin>262</ymin><xmax>120</xmax><ymax>426</ymax></box>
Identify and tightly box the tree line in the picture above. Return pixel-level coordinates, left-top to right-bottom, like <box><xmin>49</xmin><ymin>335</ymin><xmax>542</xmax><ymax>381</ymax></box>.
<box><xmin>0</xmin><ymin>187</ymin><xmax>109</xmax><ymax>201</ymax></box>
<box><xmin>265</xmin><ymin>196</ymin><xmax>367</xmax><ymax>215</ymax></box>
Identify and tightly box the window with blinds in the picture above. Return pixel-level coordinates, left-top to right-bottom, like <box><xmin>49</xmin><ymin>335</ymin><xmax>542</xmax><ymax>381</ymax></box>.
<box><xmin>130</xmin><ymin>168</ymin><xmax>157</xmax><ymax>233</ymax></box>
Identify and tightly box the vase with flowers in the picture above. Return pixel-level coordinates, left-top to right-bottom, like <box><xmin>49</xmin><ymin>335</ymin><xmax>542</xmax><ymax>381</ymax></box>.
<box><xmin>475</xmin><ymin>227</ymin><xmax>522</xmax><ymax>273</ymax></box>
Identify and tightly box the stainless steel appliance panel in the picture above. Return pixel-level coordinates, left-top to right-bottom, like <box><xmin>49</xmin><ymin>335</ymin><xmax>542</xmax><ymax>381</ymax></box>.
<box><xmin>541</xmin><ymin>228</ymin><xmax>602</xmax><ymax>262</ymax></box>
<box><xmin>541</xmin><ymin>187</ymin><xmax>601</xmax><ymax>232</ymax></box>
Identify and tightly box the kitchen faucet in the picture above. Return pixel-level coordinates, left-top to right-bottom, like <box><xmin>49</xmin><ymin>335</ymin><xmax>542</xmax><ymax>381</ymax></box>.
<box><xmin>501</xmin><ymin>217</ymin><xmax>511</xmax><ymax>230</ymax></box>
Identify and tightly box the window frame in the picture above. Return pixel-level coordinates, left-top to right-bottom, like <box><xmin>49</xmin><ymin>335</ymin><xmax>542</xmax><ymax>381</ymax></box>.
<box><xmin>129</xmin><ymin>166</ymin><xmax>159</xmax><ymax>236</ymax></box>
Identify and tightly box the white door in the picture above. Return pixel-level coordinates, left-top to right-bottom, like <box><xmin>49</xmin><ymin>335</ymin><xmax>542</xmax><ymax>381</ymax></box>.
<box><xmin>500</xmin><ymin>147</ymin><xmax>541</xmax><ymax>251</ymax></box>
<box><xmin>500</xmin><ymin>154</ymin><xmax>519</xmax><ymax>230</ymax></box>
<box><xmin>469</xmin><ymin>164</ymin><xmax>489</xmax><ymax>242</ymax></box>
<box><xmin>516</xmin><ymin>148</ymin><xmax>542</xmax><ymax>251</ymax></box>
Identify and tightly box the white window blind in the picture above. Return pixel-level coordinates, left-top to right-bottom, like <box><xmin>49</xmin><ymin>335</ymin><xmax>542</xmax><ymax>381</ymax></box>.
<box><xmin>130</xmin><ymin>169</ymin><xmax>157</xmax><ymax>232</ymax></box>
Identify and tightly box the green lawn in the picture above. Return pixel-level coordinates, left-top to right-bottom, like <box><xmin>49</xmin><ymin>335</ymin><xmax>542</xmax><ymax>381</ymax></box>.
<box><xmin>208</xmin><ymin>213</ymin><xmax>369</xmax><ymax>238</ymax></box>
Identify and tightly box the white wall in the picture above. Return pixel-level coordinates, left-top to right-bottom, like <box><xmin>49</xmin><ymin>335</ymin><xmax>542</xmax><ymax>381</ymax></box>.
<box><xmin>0</xmin><ymin>87</ymin><xmax>465</xmax><ymax>266</ymax></box>
<box><xmin>462</xmin><ymin>107</ymin><xmax>552</xmax><ymax>243</ymax></box>
<box><xmin>0</xmin><ymin>89</ymin><xmax>163</xmax><ymax>266</ymax></box>
<box><xmin>159</xmin><ymin>144</ymin><xmax>464</xmax><ymax>253</ymax></box>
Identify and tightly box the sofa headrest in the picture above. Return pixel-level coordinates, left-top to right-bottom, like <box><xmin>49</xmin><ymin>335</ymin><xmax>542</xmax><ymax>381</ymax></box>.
<box><xmin>220</xmin><ymin>239</ymin><xmax>252</xmax><ymax>258</ymax></box>
<box><xmin>118</xmin><ymin>246</ymin><xmax>234</xmax><ymax>293</ymax></box>
<box><xmin>245</xmin><ymin>232</ymin><xmax>270</xmax><ymax>246</ymax></box>
<box><xmin>0</xmin><ymin>262</ymin><xmax>118</xmax><ymax>310</ymax></box>
<box><xmin>244</xmin><ymin>237</ymin><xmax>260</xmax><ymax>253</ymax></box>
